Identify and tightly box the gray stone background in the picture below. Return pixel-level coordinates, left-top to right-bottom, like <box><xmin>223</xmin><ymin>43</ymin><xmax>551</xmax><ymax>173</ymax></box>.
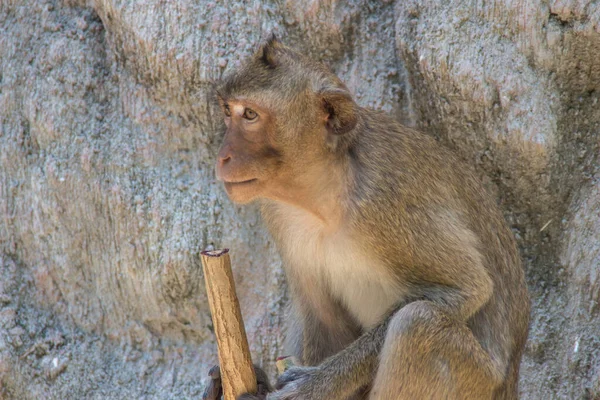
<box><xmin>0</xmin><ymin>0</ymin><xmax>599</xmax><ymax>398</ymax></box>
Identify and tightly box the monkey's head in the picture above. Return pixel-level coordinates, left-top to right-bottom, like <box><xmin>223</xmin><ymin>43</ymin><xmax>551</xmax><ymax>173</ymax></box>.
<box><xmin>214</xmin><ymin>37</ymin><xmax>358</xmax><ymax>204</ymax></box>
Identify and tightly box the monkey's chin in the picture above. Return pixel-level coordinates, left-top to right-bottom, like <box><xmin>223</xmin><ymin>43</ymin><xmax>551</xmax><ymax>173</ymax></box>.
<box><xmin>223</xmin><ymin>179</ymin><xmax>260</xmax><ymax>204</ymax></box>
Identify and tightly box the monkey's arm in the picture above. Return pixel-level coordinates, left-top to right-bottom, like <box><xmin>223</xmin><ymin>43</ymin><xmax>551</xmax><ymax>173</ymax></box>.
<box><xmin>278</xmin><ymin>261</ymin><xmax>363</xmax><ymax>367</ymax></box>
<box><xmin>273</xmin><ymin>311</ymin><xmax>393</xmax><ymax>400</ymax></box>
<box><xmin>289</xmin><ymin>293</ymin><xmax>362</xmax><ymax>366</ymax></box>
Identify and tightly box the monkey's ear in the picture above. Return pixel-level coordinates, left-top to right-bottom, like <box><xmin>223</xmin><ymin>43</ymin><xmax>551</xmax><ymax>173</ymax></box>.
<box><xmin>320</xmin><ymin>89</ymin><xmax>358</xmax><ymax>135</ymax></box>
<box><xmin>259</xmin><ymin>34</ymin><xmax>283</xmax><ymax>68</ymax></box>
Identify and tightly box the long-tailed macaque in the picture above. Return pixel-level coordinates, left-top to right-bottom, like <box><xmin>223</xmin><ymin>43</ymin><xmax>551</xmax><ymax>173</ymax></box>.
<box><xmin>204</xmin><ymin>37</ymin><xmax>530</xmax><ymax>400</ymax></box>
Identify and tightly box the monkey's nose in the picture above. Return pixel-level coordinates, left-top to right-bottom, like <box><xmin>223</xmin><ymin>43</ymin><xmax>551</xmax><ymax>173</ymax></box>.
<box><xmin>218</xmin><ymin>154</ymin><xmax>231</xmax><ymax>166</ymax></box>
<box><xmin>217</xmin><ymin>144</ymin><xmax>232</xmax><ymax>165</ymax></box>
<box><xmin>215</xmin><ymin>155</ymin><xmax>230</xmax><ymax>181</ymax></box>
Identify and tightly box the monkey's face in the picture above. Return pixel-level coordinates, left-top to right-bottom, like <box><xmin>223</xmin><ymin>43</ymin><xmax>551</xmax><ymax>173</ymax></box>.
<box><xmin>214</xmin><ymin>98</ymin><xmax>285</xmax><ymax>204</ymax></box>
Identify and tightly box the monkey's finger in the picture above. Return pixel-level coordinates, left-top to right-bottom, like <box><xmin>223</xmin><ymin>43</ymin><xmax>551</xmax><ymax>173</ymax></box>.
<box><xmin>274</xmin><ymin>367</ymin><xmax>309</xmax><ymax>390</ymax></box>
<box><xmin>253</xmin><ymin>364</ymin><xmax>273</xmax><ymax>393</ymax></box>
<box><xmin>237</xmin><ymin>394</ymin><xmax>264</xmax><ymax>400</ymax></box>
<box><xmin>202</xmin><ymin>365</ymin><xmax>223</xmax><ymax>400</ymax></box>
<box><xmin>202</xmin><ymin>382</ymin><xmax>223</xmax><ymax>400</ymax></box>
<box><xmin>264</xmin><ymin>391</ymin><xmax>288</xmax><ymax>400</ymax></box>
<box><xmin>202</xmin><ymin>380</ymin><xmax>223</xmax><ymax>400</ymax></box>
<box><xmin>264</xmin><ymin>384</ymin><xmax>302</xmax><ymax>400</ymax></box>
<box><xmin>208</xmin><ymin>364</ymin><xmax>221</xmax><ymax>379</ymax></box>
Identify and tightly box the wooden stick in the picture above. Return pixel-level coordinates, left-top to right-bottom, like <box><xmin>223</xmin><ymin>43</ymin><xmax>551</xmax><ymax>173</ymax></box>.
<box><xmin>201</xmin><ymin>249</ymin><xmax>257</xmax><ymax>400</ymax></box>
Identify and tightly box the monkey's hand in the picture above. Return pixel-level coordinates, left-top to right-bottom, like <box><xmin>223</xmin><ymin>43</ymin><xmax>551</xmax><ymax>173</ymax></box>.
<box><xmin>202</xmin><ymin>364</ymin><xmax>272</xmax><ymax>400</ymax></box>
<box><xmin>265</xmin><ymin>366</ymin><xmax>322</xmax><ymax>400</ymax></box>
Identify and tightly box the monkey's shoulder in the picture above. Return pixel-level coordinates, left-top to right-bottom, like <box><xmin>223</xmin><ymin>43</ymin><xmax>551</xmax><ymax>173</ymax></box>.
<box><xmin>359</xmin><ymin>110</ymin><xmax>466</xmax><ymax>168</ymax></box>
<box><xmin>351</xmin><ymin>109</ymin><xmax>488</xmax><ymax>205</ymax></box>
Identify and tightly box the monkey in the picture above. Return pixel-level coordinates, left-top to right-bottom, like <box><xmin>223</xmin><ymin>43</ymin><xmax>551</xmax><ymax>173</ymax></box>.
<box><xmin>203</xmin><ymin>36</ymin><xmax>530</xmax><ymax>400</ymax></box>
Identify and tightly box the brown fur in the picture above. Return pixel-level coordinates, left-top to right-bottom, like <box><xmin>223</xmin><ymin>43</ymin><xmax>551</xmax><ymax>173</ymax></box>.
<box><xmin>208</xmin><ymin>37</ymin><xmax>530</xmax><ymax>400</ymax></box>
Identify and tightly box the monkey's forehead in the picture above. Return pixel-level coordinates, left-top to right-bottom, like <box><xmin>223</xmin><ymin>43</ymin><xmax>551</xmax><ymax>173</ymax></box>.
<box><xmin>217</xmin><ymin>63</ymin><xmax>305</xmax><ymax>97</ymax></box>
<box><xmin>217</xmin><ymin>50</ymin><xmax>340</xmax><ymax>94</ymax></box>
<box><xmin>222</xmin><ymin>99</ymin><xmax>271</xmax><ymax>116</ymax></box>
<box><xmin>216</xmin><ymin>74</ymin><xmax>314</xmax><ymax>115</ymax></box>
<box><xmin>216</xmin><ymin>89</ymin><xmax>302</xmax><ymax>117</ymax></box>
<box><xmin>215</xmin><ymin>44</ymin><xmax>349</xmax><ymax>112</ymax></box>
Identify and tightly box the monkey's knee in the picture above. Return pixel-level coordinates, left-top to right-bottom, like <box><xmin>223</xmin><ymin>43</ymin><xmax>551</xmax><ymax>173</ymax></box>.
<box><xmin>371</xmin><ymin>302</ymin><xmax>499</xmax><ymax>400</ymax></box>
<box><xmin>386</xmin><ymin>301</ymin><xmax>450</xmax><ymax>339</ymax></box>
<box><xmin>385</xmin><ymin>301</ymin><xmax>497</xmax><ymax>373</ymax></box>
<box><xmin>378</xmin><ymin>301</ymin><xmax>458</xmax><ymax>383</ymax></box>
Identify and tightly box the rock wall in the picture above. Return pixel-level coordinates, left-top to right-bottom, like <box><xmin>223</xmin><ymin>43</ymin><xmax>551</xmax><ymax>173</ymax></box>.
<box><xmin>0</xmin><ymin>0</ymin><xmax>598</xmax><ymax>398</ymax></box>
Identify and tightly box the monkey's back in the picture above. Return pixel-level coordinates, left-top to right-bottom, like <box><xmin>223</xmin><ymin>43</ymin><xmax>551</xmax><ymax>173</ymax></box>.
<box><xmin>347</xmin><ymin>109</ymin><xmax>530</xmax><ymax>398</ymax></box>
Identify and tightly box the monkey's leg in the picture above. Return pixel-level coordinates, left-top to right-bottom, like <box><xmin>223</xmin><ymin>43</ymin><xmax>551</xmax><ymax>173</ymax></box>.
<box><xmin>369</xmin><ymin>301</ymin><xmax>503</xmax><ymax>400</ymax></box>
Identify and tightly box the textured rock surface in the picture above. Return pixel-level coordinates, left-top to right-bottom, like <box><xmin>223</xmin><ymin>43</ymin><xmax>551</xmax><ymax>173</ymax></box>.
<box><xmin>0</xmin><ymin>0</ymin><xmax>598</xmax><ymax>398</ymax></box>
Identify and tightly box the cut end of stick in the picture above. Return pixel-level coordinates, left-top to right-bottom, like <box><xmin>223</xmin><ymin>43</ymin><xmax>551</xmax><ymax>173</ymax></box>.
<box><xmin>201</xmin><ymin>248</ymin><xmax>230</xmax><ymax>257</ymax></box>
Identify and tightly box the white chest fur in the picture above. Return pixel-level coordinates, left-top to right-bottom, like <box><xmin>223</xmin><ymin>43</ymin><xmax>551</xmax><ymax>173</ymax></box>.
<box><xmin>269</xmin><ymin>203</ymin><xmax>405</xmax><ymax>329</ymax></box>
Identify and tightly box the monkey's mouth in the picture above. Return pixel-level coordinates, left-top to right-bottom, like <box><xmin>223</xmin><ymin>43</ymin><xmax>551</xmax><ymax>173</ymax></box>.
<box><xmin>223</xmin><ymin>179</ymin><xmax>258</xmax><ymax>189</ymax></box>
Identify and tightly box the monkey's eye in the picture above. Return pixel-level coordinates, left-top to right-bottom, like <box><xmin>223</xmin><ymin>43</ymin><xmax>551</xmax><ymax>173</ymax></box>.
<box><xmin>243</xmin><ymin>108</ymin><xmax>258</xmax><ymax>121</ymax></box>
<box><xmin>223</xmin><ymin>104</ymin><xmax>231</xmax><ymax>117</ymax></box>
